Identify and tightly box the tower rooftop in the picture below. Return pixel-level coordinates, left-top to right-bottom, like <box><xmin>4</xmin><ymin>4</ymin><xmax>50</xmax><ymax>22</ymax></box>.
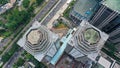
<box><xmin>69</xmin><ymin>20</ymin><xmax>109</xmax><ymax>55</ymax></box>
<box><xmin>17</xmin><ymin>21</ymin><xmax>59</xmax><ymax>62</ymax></box>
<box><xmin>27</xmin><ymin>29</ymin><xmax>42</xmax><ymax>45</ymax></box>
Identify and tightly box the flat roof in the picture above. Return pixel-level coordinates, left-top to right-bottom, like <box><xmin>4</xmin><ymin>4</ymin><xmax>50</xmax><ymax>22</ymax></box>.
<box><xmin>98</xmin><ymin>57</ymin><xmax>111</xmax><ymax>68</ymax></box>
<box><xmin>74</xmin><ymin>0</ymin><xmax>98</xmax><ymax>18</ymax></box>
<box><xmin>103</xmin><ymin>0</ymin><xmax>120</xmax><ymax>13</ymax></box>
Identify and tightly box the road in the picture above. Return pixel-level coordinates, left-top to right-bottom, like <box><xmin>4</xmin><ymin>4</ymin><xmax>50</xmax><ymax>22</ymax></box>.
<box><xmin>41</xmin><ymin>0</ymin><xmax>67</xmax><ymax>25</ymax></box>
<box><xmin>3</xmin><ymin>0</ymin><xmax>72</xmax><ymax>67</ymax></box>
<box><xmin>46</xmin><ymin>0</ymin><xmax>72</xmax><ymax>29</ymax></box>
<box><xmin>3</xmin><ymin>48</ymin><xmax>23</xmax><ymax>68</ymax></box>
<box><xmin>35</xmin><ymin>0</ymin><xmax>58</xmax><ymax>21</ymax></box>
<box><xmin>1</xmin><ymin>0</ymin><xmax>58</xmax><ymax>56</ymax></box>
<box><xmin>0</xmin><ymin>0</ymin><xmax>57</xmax><ymax>51</ymax></box>
<box><xmin>2</xmin><ymin>0</ymin><xmax>58</xmax><ymax>67</ymax></box>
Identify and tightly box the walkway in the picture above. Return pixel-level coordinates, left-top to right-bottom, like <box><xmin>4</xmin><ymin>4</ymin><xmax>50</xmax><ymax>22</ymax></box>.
<box><xmin>50</xmin><ymin>29</ymin><xmax>73</xmax><ymax>65</ymax></box>
<box><xmin>46</xmin><ymin>0</ymin><xmax>73</xmax><ymax>29</ymax></box>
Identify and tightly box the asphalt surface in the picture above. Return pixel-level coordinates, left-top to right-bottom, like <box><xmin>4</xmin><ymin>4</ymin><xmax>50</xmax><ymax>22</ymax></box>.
<box><xmin>1</xmin><ymin>0</ymin><xmax>58</xmax><ymax>56</ymax></box>
<box><xmin>41</xmin><ymin>0</ymin><xmax>67</xmax><ymax>25</ymax></box>
<box><xmin>3</xmin><ymin>0</ymin><xmax>69</xmax><ymax>67</ymax></box>
<box><xmin>2</xmin><ymin>0</ymin><xmax>58</xmax><ymax>68</ymax></box>
<box><xmin>4</xmin><ymin>48</ymin><xmax>23</xmax><ymax>68</ymax></box>
<box><xmin>35</xmin><ymin>0</ymin><xmax>57</xmax><ymax>21</ymax></box>
<box><xmin>0</xmin><ymin>0</ymin><xmax>57</xmax><ymax>50</ymax></box>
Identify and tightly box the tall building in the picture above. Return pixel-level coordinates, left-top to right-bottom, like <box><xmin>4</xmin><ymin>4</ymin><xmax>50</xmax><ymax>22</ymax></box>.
<box><xmin>90</xmin><ymin>0</ymin><xmax>120</xmax><ymax>44</ymax></box>
<box><xmin>70</xmin><ymin>0</ymin><xmax>120</xmax><ymax>44</ymax></box>
<box><xmin>17</xmin><ymin>21</ymin><xmax>59</xmax><ymax>62</ymax></box>
<box><xmin>65</xmin><ymin>20</ymin><xmax>109</xmax><ymax>67</ymax></box>
<box><xmin>17</xmin><ymin>21</ymin><xmax>109</xmax><ymax>68</ymax></box>
<box><xmin>69</xmin><ymin>0</ymin><xmax>100</xmax><ymax>25</ymax></box>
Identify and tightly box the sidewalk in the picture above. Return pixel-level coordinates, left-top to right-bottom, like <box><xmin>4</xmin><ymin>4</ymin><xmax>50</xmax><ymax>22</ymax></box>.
<box><xmin>47</xmin><ymin>0</ymin><xmax>73</xmax><ymax>29</ymax></box>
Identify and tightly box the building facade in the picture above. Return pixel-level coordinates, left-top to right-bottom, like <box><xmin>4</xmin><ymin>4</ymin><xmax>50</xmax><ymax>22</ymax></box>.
<box><xmin>17</xmin><ymin>21</ymin><xmax>109</xmax><ymax>68</ymax></box>
<box><xmin>69</xmin><ymin>0</ymin><xmax>100</xmax><ymax>25</ymax></box>
<box><xmin>90</xmin><ymin>0</ymin><xmax>120</xmax><ymax>44</ymax></box>
<box><xmin>70</xmin><ymin>0</ymin><xmax>120</xmax><ymax>45</ymax></box>
<box><xmin>17</xmin><ymin>21</ymin><xmax>59</xmax><ymax>62</ymax></box>
<box><xmin>65</xmin><ymin>20</ymin><xmax>109</xmax><ymax>67</ymax></box>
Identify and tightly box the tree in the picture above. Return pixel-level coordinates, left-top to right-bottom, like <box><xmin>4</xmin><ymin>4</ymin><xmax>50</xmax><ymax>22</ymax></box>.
<box><xmin>1</xmin><ymin>53</ymin><xmax>10</xmax><ymax>63</ymax></box>
<box><xmin>0</xmin><ymin>0</ymin><xmax>9</xmax><ymax>4</ymax></box>
<box><xmin>22</xmin><ymin>0</ymin><xmax>30</xmax><ymax>8</ymax></box>
<box><xmin>1</xmin><ymin>44</ymin><xmax>19</xmax><ymax>63</ymax></box>
<box><xmin>14</xmin><ymin>58</ymin><xmax>25</xmax><ymax>67</ymax></box>
<box><xmin>5</xmin><ymin>21</ymin><xmax>16</xmax><ymax>31</ymax></box>
<box><xmin>36</xmin><ymin>0</ymin><xmax>43</xmax><ymax>6</ymax></box>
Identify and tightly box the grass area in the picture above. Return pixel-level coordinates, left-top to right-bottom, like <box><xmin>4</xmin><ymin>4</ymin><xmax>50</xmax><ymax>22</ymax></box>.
<box><xmin>53</xmin><ymin>19</ymin><xmax>68</xmax><ymax>29</ymax></box>
<box><xmin>54</xmin><ymin>22</ymin><xmax>67</xmax><ymax>29</ymax></box>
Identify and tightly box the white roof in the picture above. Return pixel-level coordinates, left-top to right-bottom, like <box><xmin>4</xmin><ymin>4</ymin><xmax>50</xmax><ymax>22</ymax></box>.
<box><xmin>98</xmin><ymin>57</ymin><xmax>111</xmax><ymax>68</ymax></box>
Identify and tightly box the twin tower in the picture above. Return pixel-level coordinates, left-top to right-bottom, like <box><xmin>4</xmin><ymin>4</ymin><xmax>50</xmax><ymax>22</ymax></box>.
<box><xmin>18</xmin><ymin>20</ymin><xmax>109</xmax><ymax>66</ymax></box>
